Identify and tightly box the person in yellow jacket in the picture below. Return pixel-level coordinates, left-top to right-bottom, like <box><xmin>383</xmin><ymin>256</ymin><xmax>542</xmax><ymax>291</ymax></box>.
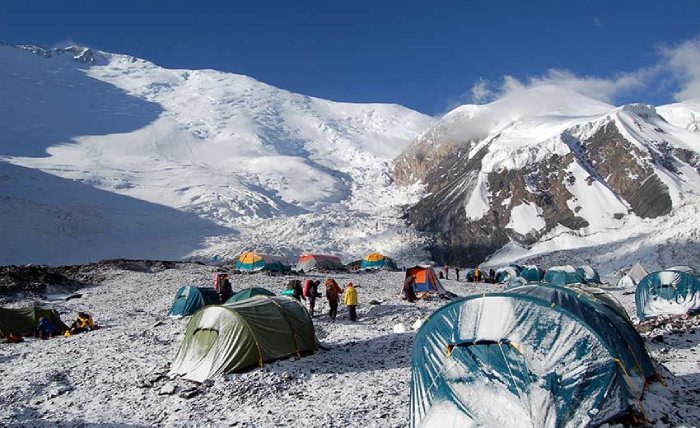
<box><xmin>344</xmin><ymin>282</ymin><xmax>358</xmax><ymax>322</ymax></box>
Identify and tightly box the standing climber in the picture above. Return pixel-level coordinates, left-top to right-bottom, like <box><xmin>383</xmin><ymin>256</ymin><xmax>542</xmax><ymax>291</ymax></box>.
<box><xmin>304</xmin><ymin>279</ymin><xmax>322</xmax><ymax>317</ymax></box>
<box><xmin>325</xmin><ymin>278</ymin><xmax>343</xmax><ymax>321</ymax></box>
<box><xmin>344</xmin><ymin>282</ymin><xmax>358</xmax><ymax>322</ymax></box>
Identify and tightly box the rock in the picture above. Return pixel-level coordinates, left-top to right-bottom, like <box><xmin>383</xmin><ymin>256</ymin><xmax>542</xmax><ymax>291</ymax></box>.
<box><xmin>280</xmin><ymin>372</ymin><xmax>292</xmax><ymax>381</ymax></box>
<box><xmin>393</xmin><ymin>323</ymin><xmax>408</xmax><ymax>333</ymax></box>
<box><xmin>368</xmin><ymin>300</ymin><xmax>381</xmax><ymax>305</ymax></box>
<box><xmin>158</xmin><ymin>384</ymin><xmax>177</xmax><ymax>395</ymax></box>
<box><xmin>651</xmin><ymin>334</ymin><xmax>665</xmax><ymax>343</ymax></box>
<box><xmin>179</xmin><ymin>388</ymin><xmax>201</xmax><ymax>399</ymax></box>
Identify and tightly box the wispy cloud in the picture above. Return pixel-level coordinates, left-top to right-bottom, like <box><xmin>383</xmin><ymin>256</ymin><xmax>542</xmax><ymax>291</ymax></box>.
<box><xmin>659</xmin><ymin>38</ymin><xmax>700</xmax><ymax>101</ymax></box>
<box><xmin>462</xmin><ymin>36</ymin><xmax>700</xmax><ymax>108</ymax></box>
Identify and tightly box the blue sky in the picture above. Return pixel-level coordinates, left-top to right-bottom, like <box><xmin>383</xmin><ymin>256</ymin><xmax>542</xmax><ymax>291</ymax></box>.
<box><xmin>2</xmin><ymin>0</ymin><xmax>700</xmax><ymax>115</ymax></box>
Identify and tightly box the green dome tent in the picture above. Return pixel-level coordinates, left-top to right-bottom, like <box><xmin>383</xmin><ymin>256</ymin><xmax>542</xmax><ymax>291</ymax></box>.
<box><xmin>410</xmin><ymin>289</ymin><xmax>656</xmax><ymax>427</ymax></box>
<box><xmin>226</xmin><ymin>287</ymin><xmax>275</xmax><ymax>303</ymax></box>
<box><xmin>0</xmin><ymin>306</ymin><xmax>68</xmax><ymax>337</ymax></box>
<box><xmin>636</xmin><ymin>270</ymin><xmax>700</xmax><ymax>320</ymax></box>
<box><xmin>168</xmin><ymin>286</ymin><xmax>220</xmax><ymax>318</ymax></box>
<box><xmin>520</xmin><ymin>265</ymin><xmax>544</xmax><ymax>282</ymax></box>
<box><xmin>170</xmin><ymin>296</ymin><xmax>317</xmax><ymax>382</ymax></box>
<box><xmin>543</xmin><ymin>265</ymin><xmax>586</xmax><ymax>285</ymax></box>
<box><xmin>577</xmin><ymin>265</ymin><xmax>602</xmax><ymax>284</ymax></box>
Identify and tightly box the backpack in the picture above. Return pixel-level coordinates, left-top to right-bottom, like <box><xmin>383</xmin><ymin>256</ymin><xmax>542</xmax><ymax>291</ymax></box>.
<box><xmin>325</xmin><ymin>283</ymin><xmax>338</xmax><ymax>300</ymax></box>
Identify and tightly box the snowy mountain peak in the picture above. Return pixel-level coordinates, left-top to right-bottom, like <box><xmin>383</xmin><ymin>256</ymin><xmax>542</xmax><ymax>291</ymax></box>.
<box><xmin>395</xmin><ymin>86</ymin><xmax>700</xmax><ymax>265</ymax></box>
<box><xmin>0</xmin><ymin>43</ymin><xmax>435</xmax><ymax>265</ymax></box>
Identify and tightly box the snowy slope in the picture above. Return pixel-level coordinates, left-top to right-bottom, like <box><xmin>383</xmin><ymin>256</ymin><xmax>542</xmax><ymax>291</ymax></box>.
<box><xmin>0</xmin><ymin>44</ymin><xmax>435</xmax><ymax>265</ymax></box>
<box><xmin>1</xmin><ymin>265</ymin><xmax>698</xmax><ymax>426</ymax></box>
<box><xmin>395</xmin><ymin>85</ymin><xmax>700</xmax><ymax>266</ymax></box>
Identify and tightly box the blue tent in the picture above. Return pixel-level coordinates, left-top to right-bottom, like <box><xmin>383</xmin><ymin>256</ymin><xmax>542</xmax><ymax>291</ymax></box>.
<box><xmin>509</xmin><ymin>284</ymin><xmax>655</xmax><ymax>379</ymax></box>
<box><xmin>636</xmin><ymin>270</ymin><xmax>700</xmax><ymax>321</ymax></box>
<box><xmin>577</xmin><ymin>265</ymin><xmax>602</xmax><ymax>284</ymax></box>
<box><xmin>543</xmin><ymin>265</ymin><xmax>586</xmax><ymax>286</ymax></box>
<box><xmin>168</xmin><ymin>286</ymin><xmax>220</xmax><ymax>318</ymax></box>
<box><xmin>410</xmin><ymin>291</ymin><xmax>655</xmax><ymax>427</ymax></box>
<box><xmin>495</xmin><ymin>266</ymin><xmax>519</xmax><ymax>284</ymax></box>
<box><xmin>520</xmin><ymin>265</ymin><xmax>544</xmax><ymax>282</ymax></box>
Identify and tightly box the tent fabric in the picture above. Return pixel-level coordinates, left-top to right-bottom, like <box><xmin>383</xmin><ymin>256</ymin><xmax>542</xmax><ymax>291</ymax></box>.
<box><xmin>636</xmin><ymin>270</ymin><xmax>700</xmax><ymax>321</ymax></box>
<box><xmin>520</xmin><ymin>265</ymin><xmax>543</xmax><ymax>282</ymax></box>
<box><xmin>510</xmin><ymin>284</ymin><xmax>654</xmax><ymax>379</ymax></box>
<box><xmin>236</xmin><ymin>252</ymin><xmax>290</xmax><ymax>272</ymax></box>
<box><xmin>577</xmin><ymin>265</ymin><xmax>602</xmax><ymax>284</ymax></box>
<box><xmin>226</xmin><ymin>287</ymin><xmax>275</xmax><ymax>304</ymax></box>
<box><xmin>495</xmin><ymin>266</ymin><xmax>518</xmax><ymax>284</ymax></box>
<box><xmin>360</xmin><ymin>252</ymin><xmax>398</xmax><ymax>271</ymax></box>
<box><xmin>0</xmin><ymin>306</ymin><xmax>68</xmax><ymax>337</ymax></box>
<box><xmin>628</xmin><ymin>263</ymin><xmax>649</xmax><ymax>284</ymax></box>
<box><xmin>294</xmin><ymin>254</ymin><xmax>345</xmax><ymax>272</ymax></box>
<box><xmin>543</xmin><ymin>265</ymin><xmax>586</xmax><ymax>286</ymax></box>
<box><xmin>406</xmin><ymin>265</ymin><xmax>448</xmax><ymax>295</ymax></box>
<box><xmin>169</xmin><ymin>296</ymin><xmax>317</xmax><ymax>382</ymax></box>
<box><xmin>168</xmin><ymin>286</ymin><xmax>220</xmax><ymax>318</ymax></box>
<box><xmin>410</xmin><ymin>292</ymin><xmax>653</xmax><ymax>427</ymax></box>
<box><xmin>567</xmin><ymin>285</ymin><xmax>630</xmax><ymax>321</ymax></box>
<box><xmin>504</xmin><ymin>276</ymin><xmax>528</xmax><ymax>289</ymax></box>
<box><xmin>666</xmin><ymin>265</ymin><xmax>698</xmax><ymax>276</ymax></box>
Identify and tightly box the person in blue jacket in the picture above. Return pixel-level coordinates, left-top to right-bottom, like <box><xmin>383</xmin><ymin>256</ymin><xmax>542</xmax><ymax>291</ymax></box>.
<box><xmin>35</xmin><ymin>317</ymin><xmax>55</xmax><ymax>339</ymax></box>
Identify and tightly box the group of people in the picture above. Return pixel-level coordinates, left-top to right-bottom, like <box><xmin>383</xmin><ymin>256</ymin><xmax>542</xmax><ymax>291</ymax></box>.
<box><xmin>5</xmin><ymin>312</ymin><xmax>98</xmax><ymax>344</ymax></box>
<box><xmin>286</xmin><ymin>278</ymin><xmax>358</xmax><ymax>322</ymax></box>
<box><xmin>441</xmin><ymin>266</ymin><xmax>498</xmax><ymax>283</ymax></box>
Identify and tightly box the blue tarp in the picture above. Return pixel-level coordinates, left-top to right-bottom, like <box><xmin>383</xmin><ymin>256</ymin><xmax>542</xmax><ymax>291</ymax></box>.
<box><xmin>636</xmin><ymin>270</ymin><xmax>700</xmax><ymax>320</ymax></box>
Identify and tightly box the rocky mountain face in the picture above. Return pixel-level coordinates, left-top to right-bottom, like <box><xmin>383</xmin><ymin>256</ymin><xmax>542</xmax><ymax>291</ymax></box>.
<box><xmin>395</xmin><ymin>88</ymin><xmax>700</xmax><ymax>265</ymax></box>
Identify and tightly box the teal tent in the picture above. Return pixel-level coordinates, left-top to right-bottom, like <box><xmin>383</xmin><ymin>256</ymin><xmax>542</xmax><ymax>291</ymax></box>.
<box><xmin>543</xmin><ymin>265</ymin><xmax>586</xmax><ymax>285</ymax></box>
<box><xmin>636</xmin><ymin>270</ymin><xmax>700</xmax><ymax>320</ymax></box>
<box><xmin>410</xmin><ymin>290</ymin><xmax>656</xmax><ymax>427</ymax></box>
<box><xmin>495</xmin><ymin>266</ymin><xmax>518</xmax><ymax>284</ymax></box>
<box><xmin>236</xmin><ymin>252</ymin><xmax>291</xmax><ymax>272</ymax></box>
<box><xmin>226</xmin><ymin>287</ymin><xmax>275</xmax><ymax>304</ymax></box>
<box><xmin>666</xmin><ymin>265</ymin><xmax>698</xmax><ymax>276</ymax></box>
<box><xmin>168</xmin><ymin>286</ymin><xmax>220</xmax><ymax>318</ymax></box>
<box><xmin>520</xmin><ymin>265</ymin><xmax>544</xmax><ymax>282</ymax></box>
<box><xmin>504</xmin><ymin>276</ymin><xmax>528</xmax><ymax>289</ymax></box>
<box><xmin>360</xmin><ymin>252</ymin><xmax>398</xmax><ymax>271</ymax></box>
<box><xmin>577</xmin><ymin>265</ymin><xmax>602</xmax><ymax>284</ymax></box>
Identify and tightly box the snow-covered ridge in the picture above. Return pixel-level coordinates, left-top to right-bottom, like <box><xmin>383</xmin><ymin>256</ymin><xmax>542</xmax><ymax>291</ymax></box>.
<box><xmin>0</xmin><ymin>43</ymin><xmax>435</xmax><ymax>265</ymax></box>
<box><xmin>396</xmin><ymin>85</ymin><xmax>700</xmax><ymax>265</ymax></box>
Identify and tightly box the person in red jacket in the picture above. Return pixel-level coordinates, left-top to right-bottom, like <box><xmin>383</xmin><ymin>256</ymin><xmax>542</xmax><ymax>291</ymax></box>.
<box><xmin>303</xmin><ymin>279</ymin><xmax>322</xmax><ymax>317</ymax></box>
<box><xmin>324</xmin><ymin>278</ymin><xmax>343</xmax><ymax>321</ymax></box>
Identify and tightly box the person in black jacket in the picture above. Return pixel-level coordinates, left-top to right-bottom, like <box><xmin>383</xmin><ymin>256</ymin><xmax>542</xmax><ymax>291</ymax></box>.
<box><xmin>305</xmin><ymin>279</ymin><xmax>322</xmax><ymax>316</ymax></box>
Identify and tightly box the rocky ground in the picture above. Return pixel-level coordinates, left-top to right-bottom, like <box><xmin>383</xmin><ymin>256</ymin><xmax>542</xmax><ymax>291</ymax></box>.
<box><xmin>0</xmin><ymin>262</ymin><xmax>698</xmax><ymax>427</ymax></box>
